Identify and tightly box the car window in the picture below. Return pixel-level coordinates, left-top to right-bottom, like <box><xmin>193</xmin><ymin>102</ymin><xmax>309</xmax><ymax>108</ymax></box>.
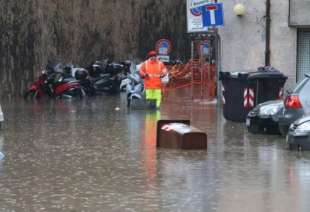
<box><xmin>294</xmin><ymin>77</ymin><xmax>310</xmax><ymax>93</ymax></box>
<box><xmin>297</xmin><ymin>77</ymin><xmax>310</xmax><ymax>113</ymax></box>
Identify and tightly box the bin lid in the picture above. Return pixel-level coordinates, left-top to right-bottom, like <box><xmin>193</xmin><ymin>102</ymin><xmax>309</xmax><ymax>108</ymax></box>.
<box><xmin>219</xmin><ymin>71</ymin><xmax>249</xmax><ymax>80</ymax></box>
<box><xmin>248</xmin><ymin>66</ymin><xmax>287</xmax><ymax>80</ymax></box>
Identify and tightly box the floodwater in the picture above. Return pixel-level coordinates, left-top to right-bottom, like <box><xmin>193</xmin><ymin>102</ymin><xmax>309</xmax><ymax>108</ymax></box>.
<box><xmin>0</xmin><ymin>92</ymin><xmax>310</xmax><ymax>212</ymax></box>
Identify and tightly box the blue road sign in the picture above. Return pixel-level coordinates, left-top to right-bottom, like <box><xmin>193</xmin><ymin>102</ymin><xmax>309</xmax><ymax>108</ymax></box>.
<box><xmin>202</xmin><ymin>42</ymin><xmax>209</xmax><ymax>55</ymax></box>
<box><xmin>201</xmin><ymin>3</ymin><xmax>224</xmax><ymax>27</ymax></box>
<box><xmin>156</xmin><ymin>39</ymin><xmax>172</xmax><ymax>55</ymax></box>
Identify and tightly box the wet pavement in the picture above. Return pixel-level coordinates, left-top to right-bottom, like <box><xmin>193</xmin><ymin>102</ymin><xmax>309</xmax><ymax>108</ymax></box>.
<box><xmin>0</xmin><ymin>91</ymin><xmax>310</xmax><ymax>212</ymax></box>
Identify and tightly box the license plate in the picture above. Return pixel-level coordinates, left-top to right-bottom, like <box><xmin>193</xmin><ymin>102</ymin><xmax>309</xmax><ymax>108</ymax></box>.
<box><xmin>246</xmin><ymin>118</ymin><xmax>251</xmax><ymax>127</ymax></box>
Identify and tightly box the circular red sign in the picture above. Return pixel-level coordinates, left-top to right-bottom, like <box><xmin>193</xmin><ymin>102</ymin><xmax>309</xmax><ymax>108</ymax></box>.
<box><xmin>155</xmin><ymin>39</ymin><xmax>172</xmax><ymax>55</ymax></box>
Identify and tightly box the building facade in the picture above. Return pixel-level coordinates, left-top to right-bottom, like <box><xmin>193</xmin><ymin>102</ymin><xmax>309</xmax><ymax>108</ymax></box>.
<box><xmin>219</xmin><ymin>0</ymin><xmax>310</xmax><ymax>89</ymax></box>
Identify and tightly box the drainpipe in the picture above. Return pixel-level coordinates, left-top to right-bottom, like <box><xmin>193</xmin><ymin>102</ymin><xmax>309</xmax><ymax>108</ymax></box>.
<box><xmin>265</xmin><ymin>0</ymin><xmax>271</xmax><ymax>66</ymax></box>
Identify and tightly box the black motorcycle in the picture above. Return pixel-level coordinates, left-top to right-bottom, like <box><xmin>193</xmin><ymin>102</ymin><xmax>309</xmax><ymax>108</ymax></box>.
<box><xmin>73</xmin><ymin>68</ymin><xmax>96</xmax><ymax>96</ymax></box>
<box><xmin>86</xmin><ymin>60</ymin><xmax>131</xmax><ymax>94</ymax></box>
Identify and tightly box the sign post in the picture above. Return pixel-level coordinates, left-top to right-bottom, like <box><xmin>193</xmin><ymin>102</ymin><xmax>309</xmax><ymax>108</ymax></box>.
<box><xmin>155</xmin><ymin>39</ymin><xmax>172</xmax><ymax>63</ymax></box>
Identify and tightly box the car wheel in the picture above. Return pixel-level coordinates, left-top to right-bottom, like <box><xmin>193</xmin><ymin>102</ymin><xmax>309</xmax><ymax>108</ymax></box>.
<box><xmin>265</xmin><ymin>125</ymin><xmax>281</xmax><ymax>135</ymax></box>
<box><xmin>278</xmin><ymin>125</ymin><xmax>289</xmax><ymax>136</ymax></box>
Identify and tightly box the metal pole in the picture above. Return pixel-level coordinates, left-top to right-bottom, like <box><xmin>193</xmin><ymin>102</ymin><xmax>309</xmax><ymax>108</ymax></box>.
<box><xmin>200</xmin><ymin>37</ymin><xmax>205</xmax><ymax>99</ymax></box>
<box><xmin>191</xmin><ymin>36</ymin><xmax>195</xmax><ymax>59</ymax></box>
<box><xmin>191</xmin><ymin>36</ymin><xmax>195</xmax><ymax>100</ymax></box>
<box><xmin>265</xmin><ymin>0</ymin><xmax>271</xmax><ymax>66</ymax></box>
<box><xmin>215</xmin><ymin>32</ymin><xmax>222</xmax><ymax>105</ymax></box>
<box><xmin>213</xmin><ymin>0</ymin><xmax>220</xmax><ymax>104</ymax></box>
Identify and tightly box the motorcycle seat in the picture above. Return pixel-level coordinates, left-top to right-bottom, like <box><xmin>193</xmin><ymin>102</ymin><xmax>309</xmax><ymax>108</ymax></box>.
<box><xmin>62</xmin><ymin>77</ymin><xmax>77</xmax><ymax>83</ymax></box>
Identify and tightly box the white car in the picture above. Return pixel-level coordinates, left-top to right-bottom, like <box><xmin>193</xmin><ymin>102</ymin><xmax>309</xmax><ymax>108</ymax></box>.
<box><xmin>0</xmin><ymin>104</ymin><xmax>4</xmax><ymax>128</ymax></box>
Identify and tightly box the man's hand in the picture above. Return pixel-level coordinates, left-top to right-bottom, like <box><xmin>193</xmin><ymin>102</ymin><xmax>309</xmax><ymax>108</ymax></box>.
<box><xmin>160</xmin><ymin>73</ymin><xmax>167</xmax><ymax>78</ymax></box>
<box><xmin>143</xmin><ymin>73</ymin><xmax>149</xmax><ymax>79</ymax></box>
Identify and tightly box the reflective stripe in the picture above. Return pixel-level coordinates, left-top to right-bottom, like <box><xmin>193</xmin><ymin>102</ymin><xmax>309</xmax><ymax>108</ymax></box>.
<box><xmin>278</xmin><ymin>87</ymin><xmax>284</xmax><ymax>99</ymax></box>
<box><xmin>244</xmin><ymin>88</ymin><xmax>255</xmax><ymax>108</ymax></box>
<box><xmin>149</xmin><ymin>74</ymin><xmax>161</xmax><ymax>78</ymax></box>
<box><xmin>222</xmin><ymin>86</ymin><xmax>225</xmax><ymax>104</ymax></box>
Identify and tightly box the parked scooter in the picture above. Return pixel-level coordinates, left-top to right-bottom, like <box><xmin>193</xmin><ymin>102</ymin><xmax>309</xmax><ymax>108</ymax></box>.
<box><xmin>73</xmin><ymin>68</ymin><xmax>96</xmax><ymax>96</ymax></box>
<box><xmin>123</xmin><ymin>62</ymin><xmax>168</xmax><ymax>109</ymax></box>
<box><xmin>87</xmin><ymin>60</ymin><xmax>131</xmax><ymax>94</ymax></box>
<box><xmin>24</xmin><ymin>63</ymin><xmax>85</xmax><ymax>100</ymax></box>
<box><xmin>125</xmin><ymin>71</ymin><xmax>145</xmax><ymax>107</ymax></box>
<box><xmin>50</xmin><ymin>71</ymin><xmax>85</xmax><ymax>99</ymax></box>
<box><xmin>24</xmin><ymin>70</ymin><xmax>48</xmax><ymax>100</ymax></box>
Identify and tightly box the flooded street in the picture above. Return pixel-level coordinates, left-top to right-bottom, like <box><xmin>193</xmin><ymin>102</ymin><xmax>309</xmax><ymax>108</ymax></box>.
<box><xmin>0</xmin><ymin>92</ymin><xmax>310</xmax><ymax>212</ymax></box>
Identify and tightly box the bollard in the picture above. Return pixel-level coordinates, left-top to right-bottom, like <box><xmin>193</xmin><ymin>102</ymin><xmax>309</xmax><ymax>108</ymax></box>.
<box><xmin>157</xmin><ymin>120</ymin><xmax>207</xmax><ymax>150</ymax></box>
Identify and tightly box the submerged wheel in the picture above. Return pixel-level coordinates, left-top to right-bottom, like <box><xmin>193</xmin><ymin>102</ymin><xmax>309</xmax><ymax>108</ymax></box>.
<box><xmin>61</xmin><ymin>88</ymin><xmax>85</xmax><ymax>99</ymax></box>
<box><xmin>127</xmin><ymin>98</ymin><xmax>131</xmax><ymax>108</ymax></box>
<box><xmin>24</xmin><ymin>90</ymin><xmax>40</xmax><ymax>101</ymax></box>
<box><xmin>247</xmin><ymin>124</ymin><xmax>260</xmax><ymax>134</ymax></box>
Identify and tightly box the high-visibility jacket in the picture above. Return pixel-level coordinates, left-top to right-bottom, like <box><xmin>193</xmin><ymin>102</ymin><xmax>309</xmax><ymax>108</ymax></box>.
<box><xmin>139</xmin><ymin>59</ymin><xmax>167</xmax><ymax>89</ymax></box>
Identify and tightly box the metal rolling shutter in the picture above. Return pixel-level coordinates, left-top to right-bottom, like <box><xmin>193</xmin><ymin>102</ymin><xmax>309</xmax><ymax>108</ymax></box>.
<box><xmin>297</xmin><ymin>29</ymin><xmax>310</xmax><ymax>82</ymax></box>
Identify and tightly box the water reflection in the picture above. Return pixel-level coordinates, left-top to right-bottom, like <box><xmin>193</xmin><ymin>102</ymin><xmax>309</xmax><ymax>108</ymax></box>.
<box><xmin>0</xmin><ymin>134</ymin><xmax>4</xmax><ymax>162</ymax></box>
<box><xmin>0</xmin><ymin>95</ymin><xmax>310</xmax><ymax>211</ymax></box>
<box><xmin>140</xmin><ymin>111</ymin><xmax>160</xmax><ymax>185</ymax></box>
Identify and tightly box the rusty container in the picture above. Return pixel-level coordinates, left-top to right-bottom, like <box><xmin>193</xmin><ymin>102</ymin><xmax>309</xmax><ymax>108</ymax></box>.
<box><xmin>157</xmin><ymin>120</ymin><xmax>207</xmax><ymax>150</ymax></box>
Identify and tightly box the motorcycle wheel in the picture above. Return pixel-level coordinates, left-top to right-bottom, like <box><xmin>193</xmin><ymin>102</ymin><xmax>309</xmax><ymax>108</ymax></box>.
<box><xmin>61</xmin><ymin>88</ymin><xmax>85</xmax><ymax>99</ymax></box>
<box><xmin>127</xmin><ymin>98</ymin><xmax>131</xmax><ymax>108</ymax></box>
<box><xmin>110</xmin><ymin>80</ymin><xmax>121</xmax><ymax>94</ymax></box>
<box><xmin>24</xmin><ymin>90</ymin><xmax>40</xmax><ymax>101</ymax></box>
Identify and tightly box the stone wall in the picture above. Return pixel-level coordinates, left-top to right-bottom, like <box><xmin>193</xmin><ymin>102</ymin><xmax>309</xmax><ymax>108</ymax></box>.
<box><xmin>0</xmin><ymin>0</ymin><xmax>190</xmax><ymax>97</ymax></box>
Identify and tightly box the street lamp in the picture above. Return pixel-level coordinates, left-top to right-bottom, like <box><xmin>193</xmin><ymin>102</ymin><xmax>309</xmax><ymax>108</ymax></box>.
<box><xmin>233</xmin><ymin>3</ymin><xmax>246</xmax><ymax>16</ymax></box>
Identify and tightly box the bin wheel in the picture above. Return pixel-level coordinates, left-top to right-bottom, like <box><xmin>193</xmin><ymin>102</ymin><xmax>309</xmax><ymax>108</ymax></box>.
<box><xmin>278</xmin><ymin>125</ymin><xmax>288</xmax><ymax>136</ymax></box>
<box><xmin>288</xmin><ymin>144</ymin><xmax>294</xmax><ymax>150</ymax></box>
<box><xmin>298</xmin><ymin>145</ymin><xmax>302</xmax><ymax>152</ymax></box>
<box><xmin>247</xmin><ymin>125</ymin><xmax>260</xmax><ymax>134</ymax></box>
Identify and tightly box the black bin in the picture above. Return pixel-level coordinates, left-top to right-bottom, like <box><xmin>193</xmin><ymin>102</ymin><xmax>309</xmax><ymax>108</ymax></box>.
<box><xmin>220</xmin><ymin>66</ymin><xmax>287</xmax><ymax>122</ymax></box>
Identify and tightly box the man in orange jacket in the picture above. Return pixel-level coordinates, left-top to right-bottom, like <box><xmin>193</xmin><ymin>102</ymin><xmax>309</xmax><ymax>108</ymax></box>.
<box><xmin>139</xmin><ymin>50</ymin><xmax>167</xmax><ymax>108</ymax></box>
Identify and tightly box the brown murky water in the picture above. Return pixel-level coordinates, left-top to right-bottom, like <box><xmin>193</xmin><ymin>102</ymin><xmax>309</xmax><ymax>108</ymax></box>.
<box><xmin>0</xmin><ymin>92</ymin><xmax>310</xmax><ymax>212</ymax></box>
